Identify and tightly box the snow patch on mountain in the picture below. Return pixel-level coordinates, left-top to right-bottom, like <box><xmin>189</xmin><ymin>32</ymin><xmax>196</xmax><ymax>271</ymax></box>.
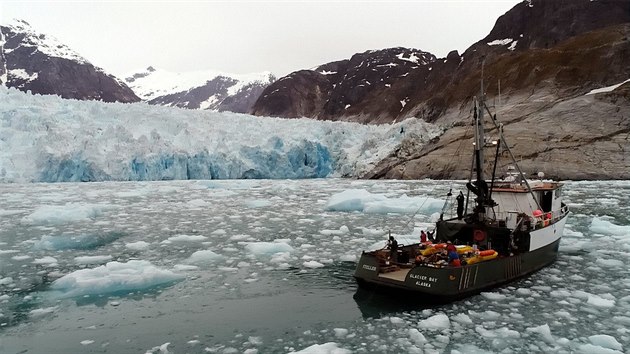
<box><xmin>9</xmin><ymin>68</ymin><xmax>38</xmax><ymax>82</ymax></box>
<box><xmin>125</xmin><ymin>66</ymin><xmax>273</xmax><ymax>101</ymax></box>
<box><xmin>487</xmin><ymin>38</ymin><xmax>514</xmax><ymax>46</ymax></box>
<box><xmin>4</xmin><ymin>19</ymin><xmax>88</xmax><ymax>64</ymax></box>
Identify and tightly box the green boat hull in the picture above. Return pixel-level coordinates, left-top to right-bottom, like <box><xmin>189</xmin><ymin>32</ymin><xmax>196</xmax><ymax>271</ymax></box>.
<box><xmin>354</xmin><ymin>237</ymin><xmax>561</xmax><ymax>302</ymax></box>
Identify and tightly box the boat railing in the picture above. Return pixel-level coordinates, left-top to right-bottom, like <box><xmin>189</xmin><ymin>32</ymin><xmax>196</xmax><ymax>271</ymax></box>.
<box><xmin>531</xmin><ymin>204</ymin><xmax>570</xmax><ymax>230</ymax></box>
<box><xmin>491</xmin><ymin>205</ymin><xmax>569</xmax><ymax>230</ymax></box>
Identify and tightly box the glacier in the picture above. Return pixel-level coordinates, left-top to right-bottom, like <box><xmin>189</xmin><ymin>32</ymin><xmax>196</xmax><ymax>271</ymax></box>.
<box><xmin>0</xmin><ymin>86</ymin><xmax>442</xmax><ymax>183</ymax></box>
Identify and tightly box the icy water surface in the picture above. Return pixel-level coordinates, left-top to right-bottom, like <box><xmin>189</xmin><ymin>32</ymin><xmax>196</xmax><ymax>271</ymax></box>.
<box><xmin>0</xmin><ymin>179</ymin><xmax>629</xmax><ymax>353</ymax></box>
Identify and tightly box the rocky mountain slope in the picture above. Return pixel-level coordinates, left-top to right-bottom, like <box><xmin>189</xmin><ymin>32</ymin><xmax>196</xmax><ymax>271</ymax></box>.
<box><xmin>125</xmin><ymin>67</ymin><xmax>275</xmax><ymax>113</ymax></box>
<box><xmin>0</xmin><ymin>20</ymin><xmax>139</xmax><ymax>103</ymax></box>
<box><xmin>252</xmin><ymin>0</ymin><xmax>630</xmax><ymax>179</ymax></box>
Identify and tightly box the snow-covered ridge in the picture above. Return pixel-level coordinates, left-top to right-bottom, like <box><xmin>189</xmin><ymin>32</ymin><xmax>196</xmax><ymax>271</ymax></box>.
<box><xmin>2</xmin><ymin>19</ymin><xmax>89</xmax><ymax>65</ymax></box>
<box><xmin>124</xmin><ymin>66</ymin><xmax>274</xmax><ymax>101</ymax></box>
<box><xmin>0</xmin><ymin>86</ymin><xmax>442</xmax><ymax>183</ymax></box>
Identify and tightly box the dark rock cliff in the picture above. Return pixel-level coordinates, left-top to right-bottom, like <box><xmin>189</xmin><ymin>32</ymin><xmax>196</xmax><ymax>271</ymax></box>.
<box><xmin>0</xmin><ymin>20</ymin><xmax>139</xmax><ymax>103</ymax></box>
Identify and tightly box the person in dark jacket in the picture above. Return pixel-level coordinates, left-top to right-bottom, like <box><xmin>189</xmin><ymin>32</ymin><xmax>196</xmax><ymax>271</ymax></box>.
<box><xmin>456</xmin><ymin>191</ymin><xmax>465</xmax><ymax>220</ymax></box>
<box><xmin>388</xmin><ymin>236</ymin><xmax>398</xmax><ymax>262</ymax></box>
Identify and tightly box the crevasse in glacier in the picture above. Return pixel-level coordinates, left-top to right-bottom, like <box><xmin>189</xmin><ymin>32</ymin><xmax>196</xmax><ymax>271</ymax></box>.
<box><xmin>0</xmin><ymin>87</ymin><xmax>443</xmax><ymax>182</ymax></box>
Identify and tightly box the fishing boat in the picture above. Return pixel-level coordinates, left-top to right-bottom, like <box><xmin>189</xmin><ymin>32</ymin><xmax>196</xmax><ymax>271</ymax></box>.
<box><xmin>353</xmin><ymin>71</ymin><xmax>570</xmax><ymax>302</ymax></box>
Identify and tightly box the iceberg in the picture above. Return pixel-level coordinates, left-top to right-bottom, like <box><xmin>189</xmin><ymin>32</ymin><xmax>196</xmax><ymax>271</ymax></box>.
<box><xmin>325</xmin><ymin>189</ymin><xmax>445</xmax><ymax>214</ymax></box>
<box><xmin>50</xmin><ymin>260</ymin><xmax>184</xmax><ymax>298</ymax></box>
<box><xmin>0</xmin><ymin>86</ymin><xmax>441</xmax><ymax>182</ymax></box>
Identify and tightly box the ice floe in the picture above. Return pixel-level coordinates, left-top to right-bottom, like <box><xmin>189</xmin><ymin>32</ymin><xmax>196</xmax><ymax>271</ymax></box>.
<box><xmin>50</xmin><ymin>260</ymin><xmax>184</xmax><ymax>298</ymax></box>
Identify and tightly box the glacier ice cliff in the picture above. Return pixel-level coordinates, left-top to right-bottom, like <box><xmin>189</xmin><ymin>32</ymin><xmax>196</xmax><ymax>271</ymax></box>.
<box><xmin>0</xmin><ymin>87</ymin><xmax>442</xmax><ymax>182</ymax></box>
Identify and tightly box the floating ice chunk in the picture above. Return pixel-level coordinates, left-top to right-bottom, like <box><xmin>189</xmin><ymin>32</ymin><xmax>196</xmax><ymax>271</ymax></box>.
<box><xmin>526</xmin><ymin>324</ymin><xmax>555</xmax><ymax>345</ymax></box>
<box><xmin>80</xmin><ymin>340</ymin><xmax>94</xmax><ymax>345</ymax></box>
<box><xmin>33</xmin><ymin>256</ymin><xmax>58</xmax><ymax>265</ymax></box>
<box><xmin>29</xmin><ymin>306</ymin><xmax>58</xmax><ymax>318</ymax></box>
<box><xmin>589</xmin><ymin>335</ymin><xmax>623</xmax><ymax>351</ymax></box>
<box><xmin>0</xmin><ymin>277</ymin><xmax>14</xmax><ymax>285</ymax></box>
<box><xmin>596</xmin><ymin>258</ymin><xmax>624</xmax><ymax>268</ymax></box>
<box><xmin>34</xmin><ymin>233</ymin><xmax>123</xmax><ymax>250</ymax></box>
<box><xmin>480</xmin><ymin>292</ymin><xmax>507</xmax><ymax>301</ymax></box>
<box><xmin>164</xmin><ymin>235</ymin><xmax>208</xmax><ymax>242</ymax></box>
<box><xmin>173</xmin><ymin>264</ymin><xmax>199</xmax><ymax>271</ymax></box>
<box><xmin>229</xmin><ymin>234</ymin><xmax>252</xmax><ymax>241</ymax></box>
<box><xmin>320</xmin><ymin>225</ymin><xmax>350</xmax><ymax>236</ymax></box>
<box><xmin>126</xmin><ymin>241</ymin><xmax>150</xmax><ymax>251</ymax></box>
<box><xmin>11</xmin><ymin>255</ymin><xmax>31</xmax><ymax>261</ymax></box>
<box><xmin>333</xmin><ymin>328</ymin><xmax>349</xmax><ymax>338</ymax></box>
<box><xmin>186</xmin><ymin>199</ymin><xmax>210</xmax><ymax>208</ymax></box>
<box><xmin>589</xmin><ymin>217</ymin><xmax>630</xmax><ymax>236</ymax></box>
<box><xmin>389</xmin><ymin>316</ymin><xmax>405</xmax><ymax>324</ymax></box>
<box><xmin>291</xmin><ymin>342</ymin><xmax>351</xmax><ymax>354</ymax></box>
<box><xmin>475</xmin><ymin>325</ymin><xmax>520</xmax><ymax>339</ymax></box>
<box><xmin>50</xmin><ymin>260</ymin><xmax>184</xmax><ymax>298</ymax></box>
<box><xmin>303</xmin><ymin>260</ymin><xmax>325</xmax><ymax>268</ymax></box>
<box><xmin>245</xmin><ymin>242</ymin><xmax>294</xmax><ymax>255</ymax></box>
<box><xmin>550</xmin><ymin>289</ymin><xmax>572</xmax><ymax>298</ymax></box>
<box><xmin>452</xmin><ymin>344</ymin><xmax>494</xmax><ymax>354</ymax></box>
<box><xmin>74</xmin><ymin>255</ymin><xmax>113</xmax><ymax>265</ymax></box>
<box><xmin>245</xmin><ymin>199</ymin><xmax>272</xmax><ymax>208</ymax></box>
<box><xmin>218</xmin><ymin>266</ymin><xmax>238</xmax><ymax>272</ymax></box>
<box><xmin>186</xmin><ymin>250</ymin><xmax>223</xmax><ymax>264</ymax></box>
<box><xmin>451</xmin><ymin>313</ymin><xmax>473</xmax><ymax>325</ymax></box>
<box><xmin>470</xmin><ymin>310</ymin><xmax>501</xmax><ymax>321</ymax></box>
<box><xmin>408</xmin><ymin>328</ymin><xmax>427</xmax><ymax>345</ymax></box>
<box><xmin>325</xmin><ymin>189</ymin><xmax>377</xmax><ymax>211</ymax></box>
<box><xmin>145</xmin><ymin>342</ymin><xmax>171</xmax><ymax>354</ymax></box>
<box><xmin>419</xmin><ymin>313</ymin><xmax>450</xmax><ymax>330</ymax></box>
<box><xmin>577</xmin><ymin>343</ymin><xmax>623</xmax><ymax>354</ymax></box>
<box><xmin>22</xmin><ymin>204</ymin><xmax>107</xmax><ymax>225</ymax></box>
<box><xmin>339</xmin><ymin>254</ymin><xmax>356</xmax><ymax>262</ymax></box>
<box><xmin>587</xmin><ymin>294</ymin><xmax>616</xmax><ymax>308</ymax></box>
<box><xmin>325</xmin><ymin>189</ymin><xmax>444</xmax><ymax>214</ymax></box>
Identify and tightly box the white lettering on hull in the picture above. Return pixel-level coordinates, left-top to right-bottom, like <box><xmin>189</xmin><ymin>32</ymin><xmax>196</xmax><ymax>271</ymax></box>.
<box><xmin>410</xmin><ymin>273</ymin><xmax>439</xmax><ymax>288</ymax></box>
<box><xmin>362</xmin><ymin>264</ymin><xmax>376</xmax><ymax>271</ymax></box>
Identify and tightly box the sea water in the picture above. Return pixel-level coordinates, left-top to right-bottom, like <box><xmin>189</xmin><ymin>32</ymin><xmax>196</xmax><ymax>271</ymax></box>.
<box><xmin>0</xmin><ymin>179</ymin><xmax>628</xmax><ymax>353</ymax></box>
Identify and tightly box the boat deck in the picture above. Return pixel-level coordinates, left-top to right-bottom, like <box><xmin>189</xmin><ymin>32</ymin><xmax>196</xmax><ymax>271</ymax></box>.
<box><xmin>377</xmin><ymin>268</ymin><xmax>410</xmax><ymax>282</ymax></box>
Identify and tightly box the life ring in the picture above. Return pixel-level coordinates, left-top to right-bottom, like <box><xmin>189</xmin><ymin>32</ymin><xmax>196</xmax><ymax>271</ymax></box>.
<box><xmin>473</xmin><ymin>229</ymin><xmax>486</xmax><ymax>242</ymax></box>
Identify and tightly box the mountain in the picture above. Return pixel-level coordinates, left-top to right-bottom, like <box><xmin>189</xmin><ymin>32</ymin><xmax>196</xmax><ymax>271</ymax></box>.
<box><xmin>252</xmin><ymin>0</ymin><xmax>630</xmax><ymax>123</ymax></box>
<box><xmin>252</xmin><ymin>0</ymin><xmax>630</xmax><ymax>179</ymax></box>
<box><xmin>0</xmin><ymin>19</ymin><xmax>139</xmax><ymax>103</ymax></box>
<box><xmin>124</xmin><ymin>67</ymin><xmax>275</xmax><ymax>113</ymax></box>
<box><xmin>252</xmin><ymin>48</ymin><xmax>436</xmax><ymax>121</ymax></box>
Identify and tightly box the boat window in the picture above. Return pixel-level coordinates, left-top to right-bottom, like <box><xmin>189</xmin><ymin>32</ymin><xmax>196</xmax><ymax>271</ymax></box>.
<box><xmin>541</xmin><ymin>191</ymin><xmax>553</xmax><ymax>212</ymax></box>
<box><xmin>555</xmin><ymin>187</ymin><xmax>562</xmax><ymax>199</ymax></box>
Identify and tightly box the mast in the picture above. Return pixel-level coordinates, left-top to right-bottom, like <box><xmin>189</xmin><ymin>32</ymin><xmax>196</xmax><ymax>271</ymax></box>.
<box><xmin>469</xmin><ymin>61</ymin><xmax>489</xmax><ymax>221</ymax></box>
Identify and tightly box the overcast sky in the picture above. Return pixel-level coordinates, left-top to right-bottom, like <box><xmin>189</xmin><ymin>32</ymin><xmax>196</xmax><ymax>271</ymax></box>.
<box><xmin>1</xmin><ymin>0</ymin><xmax>520</xmax><ymax>77</ymax></box>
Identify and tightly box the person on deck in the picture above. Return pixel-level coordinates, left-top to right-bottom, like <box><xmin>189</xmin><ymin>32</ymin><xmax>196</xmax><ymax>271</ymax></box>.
<box><xmin>446</xmin><ymin>242</ymin><xmax>461</xmax><ymax>266</ymax></box>
<box><xmin>456</xmin><ymin>191</ymin><xmax>465</xmax><ymax>220</ymax></box>
<box><xmin>420</xmin><ymin>230</ymin><xmax>427</xmax><ymax>243</ymax></box>
<box><xmin>448</xmin><ymin>249</ymin><xmax>461</xmax><ymax>267</ymax></box>
<box><xmin>388</xmin><ymin>236</ymin><xmax>398</xmax><ymax>263</ymax></box>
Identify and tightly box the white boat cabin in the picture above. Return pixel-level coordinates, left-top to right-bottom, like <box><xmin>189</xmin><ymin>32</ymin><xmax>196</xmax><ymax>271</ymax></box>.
<box><xmin>487</xmin><ymin>180</ymin><xmax>563</xmax><ymax>230</ymax></box>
